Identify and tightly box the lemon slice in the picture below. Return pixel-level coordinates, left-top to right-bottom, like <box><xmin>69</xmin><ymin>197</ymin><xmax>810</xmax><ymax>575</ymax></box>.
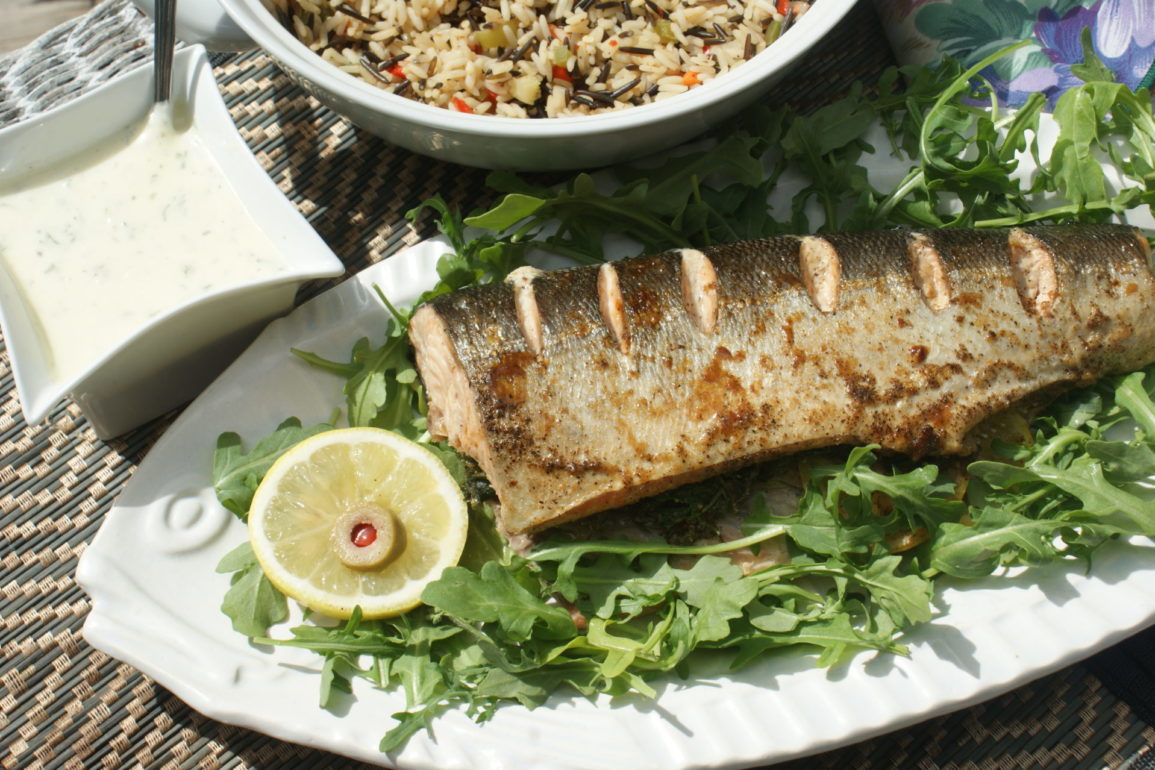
<box><xmin>248</xmin><ymin>427</ymin><xmax>468</xmax><ymax>619</ymax></box>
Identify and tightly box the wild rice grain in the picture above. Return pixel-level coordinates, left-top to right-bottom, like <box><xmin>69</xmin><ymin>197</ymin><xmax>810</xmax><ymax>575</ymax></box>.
<box><xmin>338</xmin><ymin>3</ymin><xmax>373</xmax><ymax>23</ymax></box>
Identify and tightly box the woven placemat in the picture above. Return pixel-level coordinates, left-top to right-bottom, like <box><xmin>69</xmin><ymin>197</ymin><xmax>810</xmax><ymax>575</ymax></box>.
<box><xmin>1</xmin><ymin>1</ymin><xmax>1154</xmax><ymax>768</ymax></box>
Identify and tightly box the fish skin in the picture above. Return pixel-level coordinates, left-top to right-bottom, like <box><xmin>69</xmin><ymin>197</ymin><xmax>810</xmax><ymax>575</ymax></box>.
<box><xmin>409</xmin><ymin>225</ymin><xmax>1155</xmax><ymax>536</ymax></box>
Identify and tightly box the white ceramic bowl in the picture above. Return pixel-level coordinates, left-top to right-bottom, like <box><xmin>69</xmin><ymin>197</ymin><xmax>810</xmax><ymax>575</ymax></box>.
<box><xmin>0</xmin><ymin>46</ymin><xmax>344</xmax><ymax>439</ymax></box>
<box><xmin>204</xmin><ymin>0</ymin><xmax>856</xmax><ymax>170</ymax></box>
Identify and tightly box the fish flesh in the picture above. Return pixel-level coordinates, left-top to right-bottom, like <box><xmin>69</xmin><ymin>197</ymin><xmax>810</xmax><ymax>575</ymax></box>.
<box><xmin>409</xmin><ymin>225</ymin><xmax>1155</xmax><ymax>536</ymax></box>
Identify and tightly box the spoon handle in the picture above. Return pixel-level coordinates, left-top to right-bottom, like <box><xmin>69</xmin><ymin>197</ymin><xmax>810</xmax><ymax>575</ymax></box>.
<box><xmin>153</xmin><ymin>0</ymin><xmax>178</xmax><ymax>103</ymax></box>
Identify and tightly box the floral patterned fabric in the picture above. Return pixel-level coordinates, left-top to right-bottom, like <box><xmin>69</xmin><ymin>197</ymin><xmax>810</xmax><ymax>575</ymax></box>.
<box><xmin>873</xmin><ymin>0</ymin><xmax>1155</xmax><ymax>106</ymax></box>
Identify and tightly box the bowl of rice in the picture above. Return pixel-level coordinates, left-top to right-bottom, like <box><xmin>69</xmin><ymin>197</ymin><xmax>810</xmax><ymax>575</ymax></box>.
<box><xmin>214</xmin><ymin>0</ymin><xmax>855</xmax><ymax>169</ymax></box>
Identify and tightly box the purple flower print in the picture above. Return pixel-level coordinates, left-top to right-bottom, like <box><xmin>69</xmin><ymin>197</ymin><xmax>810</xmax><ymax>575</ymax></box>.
<box><xmin>1092</xmin><ymin>0</ymin><xmax>1155</xmax><ymax>89</ymax></box>
<box><xmin>1035</xmin><ymin>2</ymin><xmax>1103</xmax><ymax>65</ymax></box>
<box><xmin>1029</xmin><ymin>2</ymin><xmax>1105</xmax><ymax>101</ymax></box>
<box><xmin>907</xmin><ymin>0</ymin><xmax>1155</xmax><ymax>108</ymax></box>
<box><xmin>1034</xmin><ymin>0</ymin><xmax>1155</xmax><ymax>92</ymax></box>
<box><xmin>1001</xmin><ymin>66</ymin><xmax>1066</xmax><ymax>106</ymax></box>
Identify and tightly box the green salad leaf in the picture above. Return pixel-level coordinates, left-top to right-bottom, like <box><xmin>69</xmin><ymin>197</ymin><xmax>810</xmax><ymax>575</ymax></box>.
<box><xmin>423</xmin><ymin>562</ymin><xmax>578</xmax><ymax>642</ymax></box>
<box><xmin>216</xmin><ymin>542</ymin><xmax>288</xmax><ymax>637</ymax></box>
<box><xmin>212</xmin><ymin>417</ymin><xmax>332</xmax><ymax>519</ymax></box>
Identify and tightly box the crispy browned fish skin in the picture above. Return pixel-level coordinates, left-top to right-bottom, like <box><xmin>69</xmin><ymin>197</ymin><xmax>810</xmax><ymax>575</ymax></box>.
<box><xmin>409</xmin><ymin>225</ymin><xmax>1155</xmax><ymax>536</ymax></box>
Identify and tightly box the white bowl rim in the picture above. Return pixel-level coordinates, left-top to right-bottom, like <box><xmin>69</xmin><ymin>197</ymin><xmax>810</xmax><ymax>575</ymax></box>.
<box><xmin>217</xmin><ymin>0</ymin><xmax>857</xmax><ymax>138</ymax></box>
<box><xmin>0</xmin><ymin>45</ymin><xmax>344</xmax><ymax>425</ymax></box>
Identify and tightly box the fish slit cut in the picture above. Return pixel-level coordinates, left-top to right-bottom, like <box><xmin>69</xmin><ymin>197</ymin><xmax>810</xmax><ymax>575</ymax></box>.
<box><xmin>798</xmin><ymin>236</ymin><xmax>841</xmax><ymax>313</ymax></box>
<box><xmin>679</xmin><ymin>248</ymin><xmax>719</xmax><ymax>335</ymax></box>
<box><xmin>1008</xmin><ymin>228</ymin><xmax>1059</xmax><ymax>318</ymax></box>
<box><xmin>598</xmin><ymin>262</ymin><xmax>630</xmax><ymax>354</ymax></box>
<box><xmin>507</xmin><ymin>266</ymin><xmax>545</xmax><ymax>354</ymax></box>
<box><xmin>907</xmin><ymin>232</ymin><xmax>952</xmax><ymax>312</ymax></box>
<box><xmin>1137</xmin><ymin>231</ymin><xmax>1153</xmax><ymax>268</ymax></box>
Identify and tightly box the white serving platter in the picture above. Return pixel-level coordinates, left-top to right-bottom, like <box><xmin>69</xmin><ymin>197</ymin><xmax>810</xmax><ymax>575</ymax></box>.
<box><xmin>76</xmin><ymin>238</ymin><xmax>1155</xmax><ymax>770</ymax></box>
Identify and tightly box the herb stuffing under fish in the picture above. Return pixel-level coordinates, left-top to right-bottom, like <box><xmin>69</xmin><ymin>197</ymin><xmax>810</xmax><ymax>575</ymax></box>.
<box><xmin>409</xmin><ymin>225</ymin><xmax>1155</xmax><ymax>536</ymax></box>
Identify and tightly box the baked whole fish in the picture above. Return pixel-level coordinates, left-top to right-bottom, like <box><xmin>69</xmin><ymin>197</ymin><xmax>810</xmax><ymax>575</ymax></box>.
<box><xmin>409</xmin><ymin>225</ymin><xmax>1155</xmax><ymax>536</ymax></box>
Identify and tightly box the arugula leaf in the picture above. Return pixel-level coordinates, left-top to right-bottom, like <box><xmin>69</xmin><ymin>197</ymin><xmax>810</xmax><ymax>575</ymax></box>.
<box><xmin>1115</xmin><ymin>372</ymin><xmax>1155</xmax><ymax>439</ymax></box>
<box><xmin>291</xmin><ymin>293</ymin><xmax>425</xmax><ymax>436</ymax></box>
<box><xmin>380</xmin><ymin>705</ymin><xmax>440</xmax><ymax>753</ymax></box>
<box><xmin>929</xmin><ymin>368</ymin><xmax>1155</xmax><ymax>578</ymax></box>
<box><xmin>781</xmin><ymin>447</ymin><xmax>963</xmax><ymax>558</ymax></box>
<box><xmin>677</xmin><ymin>557</ymin><xmax>758</xmax><ymax>643</ymax></box>
<box><xmin>216</xmin><ymin>542</ymin><xmax>288</xmax><ymax>637</ymax></box>
<box><xmin>463</xmin><ymin>193</ymin><xmax>547</xmax><ymax>230</ymax></box>
<box><xmin>731</xmin><ymin>613</ymin><xmax>906</xmax><ymax>670</ymax></box>
<box><xmin>783</xmin><ymin>485</ymin><xmax>884</xmax><ymax>557</ymax></box>
<box><xmin>932</xmin><ymin>505</ymin><xmax>1066</xmax><ymax>579</ymax></box>
<box><xmin>318</xmin><ymin>655</ymin><xmax>353</xmax><ymax>709</ymax></box>
<box><xmin>212</xmin><ymin>418</ymin><xmax>332</xmax><ymax>519</ymax></box>
<box><xmin>473</xmin><ymin>663</ymin><xmax>599</xmax><ymax>708</ymax></box>
<box><xmin>617</xmin><ymin>135</ymin><xmax>765</xmax><ymax>218</ymax></box>
<box><xmin>1050</xmin><ymin>87</ymin><xmax>1109</xmax><ymax>209</ymax></box>
<box><xmin>571</xmin><ymin>553</ymin><xmax>678</xmax><ymax>620</ymax></box>
<box><xmin>1069</xmin><ymin>27</ymin><xmax>1117</xmax><ymax>88</ymax></box>
<box><xmin>1088</xmin><ymin>440</ymin><xmax>1155</xmax><ymax>483</ymax></box>
<box><xmin>422</xmin><ymin>561</ymin><xmax>577</xmax><ymax>642</ymax></box>
<box><xmin>408</xmin><ymin>193</ymin><xmax>530</xmax><ymax>295</ymax></box>
<box><xmin>853</xmin><ymin>555</ymin><xmax>935</xmax><ymax>627</ymax></box>
<box><xmin>970</xmin><ymin>455</ymin><xmax>1155</xmax><ymax>534</ymax></box>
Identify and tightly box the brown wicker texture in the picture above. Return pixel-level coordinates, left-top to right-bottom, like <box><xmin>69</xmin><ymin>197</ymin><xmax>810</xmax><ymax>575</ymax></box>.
<box><xmin>1</xmin><ymin>1</ymin><xmax>1153</xmax><ymax>768</ymax></box>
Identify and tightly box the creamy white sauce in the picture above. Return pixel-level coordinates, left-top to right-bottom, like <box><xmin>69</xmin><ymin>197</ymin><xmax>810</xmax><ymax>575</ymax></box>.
<box><xmin>0</xmin><ymin>105</ymin><xmax>289</xmax><ymax>385</ymax></box>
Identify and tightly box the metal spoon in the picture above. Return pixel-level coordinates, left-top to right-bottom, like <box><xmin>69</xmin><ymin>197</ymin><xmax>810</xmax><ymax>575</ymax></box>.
<box><xmin>153</xmin><ymin>0</ymin><xmax>178</xmax><ymax>103</ymax></box>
